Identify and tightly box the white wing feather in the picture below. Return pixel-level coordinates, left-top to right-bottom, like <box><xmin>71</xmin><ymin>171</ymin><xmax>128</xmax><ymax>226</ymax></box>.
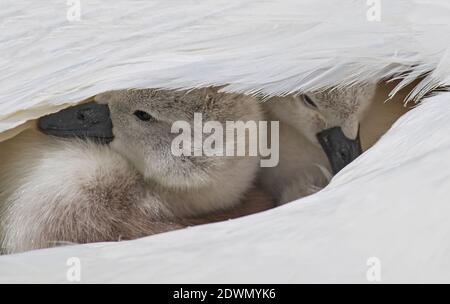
<box><xmin>1</xmin><ymin>0</ymin><xmax>450</xmax><ymax>135</ymax></box>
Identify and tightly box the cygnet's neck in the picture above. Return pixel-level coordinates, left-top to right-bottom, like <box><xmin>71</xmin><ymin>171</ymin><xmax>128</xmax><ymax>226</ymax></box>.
<box><xmin>259</xmin><ymin>109</ymin><xmax>331</xmax><ymax>201</ymax></box>
<box><xmin>144</xmin><ymin>157</ymin><xmax>260</xmax><ymax>218</ymax></box>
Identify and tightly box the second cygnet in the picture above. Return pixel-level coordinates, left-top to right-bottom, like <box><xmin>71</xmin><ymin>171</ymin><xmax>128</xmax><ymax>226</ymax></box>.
<box><xmin>260</xmin><ymin>83</ymin><xmax>377</xmax><ymax>205</ymax></box>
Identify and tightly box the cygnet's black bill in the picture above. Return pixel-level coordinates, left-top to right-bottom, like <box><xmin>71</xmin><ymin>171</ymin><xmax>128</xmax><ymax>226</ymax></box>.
<box><xmin>317</xmin><ymin>126</ymin><xmax>362</xmax><ymax>175</ymax></box>
<box><xmin>38</xmin><ymin>101</ymin><xmax>114</xmax><ymax>144</ymax></box>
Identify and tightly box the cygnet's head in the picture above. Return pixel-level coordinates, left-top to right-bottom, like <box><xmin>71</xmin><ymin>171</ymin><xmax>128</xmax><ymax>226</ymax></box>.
<box><xmin>268</xmin><ymin>83</ymin><xmax>376</xmax><ymax>173</ymax></box>
<box><xmin>38</xmin><ymin>88</ymin><xmax>262</xmax><ymax>189</ymax></box>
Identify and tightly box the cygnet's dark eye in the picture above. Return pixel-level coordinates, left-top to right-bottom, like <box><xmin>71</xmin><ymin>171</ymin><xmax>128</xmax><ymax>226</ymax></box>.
<box><xmin>134</xmin><ymin>110</ymin><xmax>154</xmax><ymax>122</ymax></box>
<box><xmin>303</xmin><ymin>95</ymin><xmax>318</xmax><ymax>109</ymax></box>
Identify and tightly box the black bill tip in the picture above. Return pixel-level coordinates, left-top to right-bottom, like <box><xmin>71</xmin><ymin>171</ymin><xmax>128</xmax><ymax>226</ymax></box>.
<box><xmin>317</xmin><ymin>126</ymin><xmax>362</xmax><ymax>175</ymax></box>
<box><xmin>38</xmin><ymin>101</ymin><xmax>114</xmax><ymax>144</ymax></box>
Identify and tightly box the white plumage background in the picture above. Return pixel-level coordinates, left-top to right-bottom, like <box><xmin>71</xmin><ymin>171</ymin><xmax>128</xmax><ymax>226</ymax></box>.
<box><xmin>0</xmin><ymin>0</ymin><xmax>450</xmax><ymax>283</ymax></box>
